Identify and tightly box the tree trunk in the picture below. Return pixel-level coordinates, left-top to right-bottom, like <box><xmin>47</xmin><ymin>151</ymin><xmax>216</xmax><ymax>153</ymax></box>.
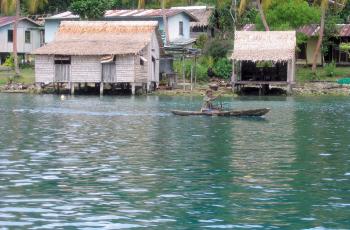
<box><xmin>257</xmin><ymin>0</ymin><xmax>269</xmax><ymax>31</ymax></box>
<box><xmin>13</xmin><ymin>0</ymin><xmax>20</xmax><ymax>75</ymax></box>
<box><xmin>312</xmin><ymin>7</ymin><xmax>325</xmax><ymax>73</ymax></box>
<box><xmin>162</xmin><ymin>0</ymin><xmax>170</xmax><ymax>46</ymax></box>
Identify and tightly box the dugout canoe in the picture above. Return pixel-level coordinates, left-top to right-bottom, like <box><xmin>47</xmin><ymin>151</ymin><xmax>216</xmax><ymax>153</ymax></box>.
<box><xmin>171</xmin><ymin>108</ymin><xmax>270</xmax><ymax>117</ymax></box>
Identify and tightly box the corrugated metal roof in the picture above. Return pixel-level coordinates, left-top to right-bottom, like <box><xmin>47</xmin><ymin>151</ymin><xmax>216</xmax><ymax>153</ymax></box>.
<box><xmin>47</xmin><ymin>9</ymin><xmax>199</xmax><ymax>22</ymax></box>
<box><xmin>105</xmin><ymin>9</ymin><xmax>198</xmax><ymax>22</ymax></box>
<box><xmin>0</xmin><ymin>16</ymin><xmax>42</xmax><ymax>28</ymax></box>
<box><xmin>46</xmin><ymin>11</ymin><xmax>79</xmax><ymax>20</ymax></box>
<box><xmin>339</xmin><ymin>24</ymin><xmax>350</xmax><ymax>37</ymax></box>
<box><xmin>171</xmin><ymin>6</ymin><xmax>213</xmax><ymax>27</ymax></box>
<box><xmin>242</xmin><ymin>24</ymin><xmax>256</xmax><ymax>31</ymax></box>
<box><xmin>297</xmin><ymin>24</ymin><xmax>320</xmax><ymax>37</ymax></box>
<box><xmin>0</xmin><ymin>16</ymin><xmax>17</xmax><ymax>27</ymax></box>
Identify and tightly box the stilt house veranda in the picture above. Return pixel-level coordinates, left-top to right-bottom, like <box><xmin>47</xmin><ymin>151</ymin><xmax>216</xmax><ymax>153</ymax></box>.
<box><xmin>33</xmin><ymin>21</ymin><xmax>162</xmax><ymax>94</ymax></box>
<box><xmin>231</xmin><ymin>31</ymin><xmax>296</xmax><ymax>92</ymax></box>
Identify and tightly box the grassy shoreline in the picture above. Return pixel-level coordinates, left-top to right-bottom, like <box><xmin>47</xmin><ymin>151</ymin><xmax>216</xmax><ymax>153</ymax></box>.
<box><xmin>1</xmin><ymin>67</ymin><xmax>349</xmax><ymax>96</ymax></box>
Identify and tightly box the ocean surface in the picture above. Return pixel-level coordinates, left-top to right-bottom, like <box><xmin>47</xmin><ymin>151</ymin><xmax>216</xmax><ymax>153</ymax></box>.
<box><xmin>0</xmin><ymin>94</ymin><xmax>349</xmax><ymax>229</ymax></box>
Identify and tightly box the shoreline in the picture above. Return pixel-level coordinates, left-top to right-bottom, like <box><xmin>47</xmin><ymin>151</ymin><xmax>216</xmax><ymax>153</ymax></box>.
<box><xmin>1</xmin><ymin>82</ymin><xmax>349</xmax><ymax>96</ymax></box>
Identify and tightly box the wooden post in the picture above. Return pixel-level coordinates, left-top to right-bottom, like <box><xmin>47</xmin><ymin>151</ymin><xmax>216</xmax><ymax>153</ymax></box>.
<box><xmin>182</xmin><ymin>51</ymin><xmax>185</xmax><ymax>91</ymax></box>
<box><xmin>190</xmin><ymin>64</ymin><xmax>193</xmax><ymax>91</ymax></box>
<box><xmin>232</xmin><ymin>60</ymin><xmax>236</xmax><ymax>90</ymax></box>
<box><xmin>131</xmin><ymin>83</ymin><xmax>136</xmax><ymax>95</ymax></box>
<box><xmin>100</xmin><ymin>82</ymin><xmax>104</xmax><ymax>96</ymax></box>
<box><xmin>70</xmin><ymin>82</ymin><xmax>75</xmax><ymax>95</ymax></box>
<box><xmin>194</xmin><ymin>54</ymin><xmax>197</xmax><ymax>88</ymax></box>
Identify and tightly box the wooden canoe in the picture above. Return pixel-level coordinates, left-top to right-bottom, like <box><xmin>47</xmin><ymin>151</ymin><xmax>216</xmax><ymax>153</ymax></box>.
<box><xmin>171</xmin><ymin>108</ymin><xmax>270</xmax><ymax>117</ymax></box>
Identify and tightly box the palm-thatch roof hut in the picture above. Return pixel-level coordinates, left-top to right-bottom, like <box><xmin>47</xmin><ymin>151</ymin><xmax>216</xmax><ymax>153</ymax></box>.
<box><xmin>231</xmin><ymin>31</ymin><xmax>296</xmax><ymax>93</ymax></box>
<box><xmin>33</xmin><ymin>21</ymin><xmax>162</xmax><ymax>95</ymax></box>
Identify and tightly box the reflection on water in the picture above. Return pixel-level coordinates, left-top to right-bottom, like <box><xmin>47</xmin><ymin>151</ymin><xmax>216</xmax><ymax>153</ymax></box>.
<box><xmin>0</xmin><ymin>94</ymin><xmax>349</xmax><ymax>229</ymax></box>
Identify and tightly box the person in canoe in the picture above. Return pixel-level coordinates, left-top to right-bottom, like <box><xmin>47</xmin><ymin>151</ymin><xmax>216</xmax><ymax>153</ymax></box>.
<box><xmin>201</xmin><ymin>89</ymin><xmax>222</xmax><ymax>112</ymax></box>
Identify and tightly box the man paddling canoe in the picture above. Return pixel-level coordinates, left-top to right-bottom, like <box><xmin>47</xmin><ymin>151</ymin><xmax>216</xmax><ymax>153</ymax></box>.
<box><xmin>201</xmin><ymin>89</ymin><xmax>222</xmax><ymax>112</ymax></box>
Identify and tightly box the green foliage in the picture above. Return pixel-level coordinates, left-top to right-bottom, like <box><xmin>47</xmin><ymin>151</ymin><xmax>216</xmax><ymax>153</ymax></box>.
<box><xmin>173</xmin><ymin>58</ymin><xmax>209</xmax><ymax>82</ymax></box>
<box><xmin>238</xmin><ymin>8</ymin><xmax>258</xmax><ymax>28</ymax></box>
<box><xmin>213</xmin><ymin>58</ymin><xmax>232</xmax><ymax>79</ymax></box>
<box><xmin>198</xmin><ymin>56</ymin><xmax>214</xmax><ymax>68</ymax></box>
<box><xmin>3</xmin><ymin>56</ymin><xmax>14</xmax><ymax>68</ymax></box>
<box><xmin>322</xmin><ymin>13</ymin><xmax>343</xmax><ymax>56</ymax></box>
<box><xmin>203</xmin><ymin>39</ymin><xmax>231</xmax><ymax>60</ymax></box>
<box><xmin>324</xmin><ymin>61</ymin><xmax>337</xmax><ymax>77</ymax></box>
<box><xmin>340</xmin><ymin>43</ymin><xmax>350</xmax><ymax>57</ymax></box>
<box><xmin>255</xmin><ymin>0</ymin><xmax>320</xmax><ymax>30</ymax></box>
<box><xmin>70</xmin><ymin>0</ymin><xmax>115</xmax><ymax>19</ymax></box>
<box><xmin>209</xmin><ymin>0</ymin><xmax>234</xmax><ymax>38</ymax></box>
<box><xmin>194</xmin><ymin>34</ymin><xmax>208</xmax><ymax>50</ymax></box>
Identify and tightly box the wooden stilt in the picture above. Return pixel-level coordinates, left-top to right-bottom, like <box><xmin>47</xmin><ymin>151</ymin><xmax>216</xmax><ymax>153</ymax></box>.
<box><xmin>100</xmin><ymin>82</ymin><xmax>104</xmax><ymax>96</ymax></box>
<box><xmin>70</xmin><ymin>82</ymin><xmax>75</xmax><ymax>95</ymax></box>
<box><xmin>131</xmin><ymin>83</ymin><xmax>136</xmax><ymax>95</ymax></box>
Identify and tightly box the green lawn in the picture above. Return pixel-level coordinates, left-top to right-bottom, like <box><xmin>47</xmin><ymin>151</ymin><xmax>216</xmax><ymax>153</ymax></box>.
<box><xmin>0</xmin><ymin>68</ymin><xmax>35</xmax><ymax>85</ymax></box>
<box><xmin>297</xmin><ymin>66</ymin><xmax>350</xmax><ymax>82</ymax></box>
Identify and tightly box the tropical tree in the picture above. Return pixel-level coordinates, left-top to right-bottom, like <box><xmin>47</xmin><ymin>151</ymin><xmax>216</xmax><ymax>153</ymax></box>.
<box><xmin>311</xmin><ymin>0</ymin><xmax>347</xmax><ymax>73</ymax></box>
<box><xmin>238</xmin><ymin>0</ymin><xmax>272</xmax><ymax>31</ymax></box>
<box><xmin>0</xmin><ymin>0</ymin><xmax>47</xmax><ymax>75</ymax></box>
<box><xmin>138</xmin><ymin>0</ymin><xmax>145</xmax><ymax>8</ymax></box>
<box><xmin>161</xmin><ymin>0</ymin><xmax>169</xmax><ymax>45</ymax></box>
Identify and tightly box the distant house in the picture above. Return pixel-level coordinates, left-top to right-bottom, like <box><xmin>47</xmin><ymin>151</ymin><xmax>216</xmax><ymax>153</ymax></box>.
<box><xmin>297</xmin><ymin>24</ymin><xmax>350</xmax><ymax>66</ymax></box>
<box><xmin>171</xmin><ymin>6</ymin><xmax>214</xmax><ymax>38</ymax></box>
<box><xmin>0</xmin><ymin>16</ymin><xmax>43</xmax><ymax>64</ymax></box>
<box><xmin>33</xmin><ymin>21</ymin><xmax>162</xmax><ymax>95</ymax></box>
<box><xmin>44</xmin><ymin>11</ymin><xmax>79</xmax><ymax>44</ymax></box>
<box><xmin>231</xmin><ymin>31</ymin><xmax>296</xmax><ymax>93</ymax></box>
<box><xmin>44</xmin><ymin>9</ymin><xmax>198</xmax><ymax>47</ymax></box>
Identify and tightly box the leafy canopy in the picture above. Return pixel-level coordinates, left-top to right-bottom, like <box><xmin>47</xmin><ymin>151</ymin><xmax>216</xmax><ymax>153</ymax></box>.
<box><xmin>255</xmin><ymin>0</ymin><xmax>320</xmax><ymax>30</ymax></box>
<box><xmin>70</xmin><ymin>0</ymin><xmax>119</xmax><ymax>19</ymax></box>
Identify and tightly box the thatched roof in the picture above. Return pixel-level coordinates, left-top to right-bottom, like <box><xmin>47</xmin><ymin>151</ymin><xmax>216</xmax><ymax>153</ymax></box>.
<box><xmin>232</xmin><ymin>31</ymin><xmax>296</xmax><ymax>62</ymax></box>
<box><xmin>171</xmin><ymin>6</ymin><xmax>213</xmax><ymax>27</ymax></box>
<box><xmin>33</xmin><ymin>21</ymin><xmax>160</xmax><ymax>56</ymax></box>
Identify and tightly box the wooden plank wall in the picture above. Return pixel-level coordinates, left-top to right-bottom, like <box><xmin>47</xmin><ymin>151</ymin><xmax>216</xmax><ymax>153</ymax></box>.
<box><xmin>71</xmin><ymin>56</ymin><xmax>101</xmax><ymax>82</ymax></box>
<box><xmin>35</xmin><ymin>55</ymin><xmax>54</xmax><ymax>83</ymax></box>
<box><xmin>115</xmin><ymin>56</ymin><xmax>135</xmax><ymax>83</ymax></box>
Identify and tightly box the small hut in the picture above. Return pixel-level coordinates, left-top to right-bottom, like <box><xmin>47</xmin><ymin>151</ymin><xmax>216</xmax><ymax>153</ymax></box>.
<box><xmin>231</xmin><ymin>31</ymin><xmax>296</xmax><ymax>93</ymax></box>
<box><xmin>33</xmin><ymin>21</ymin><xmax>162</xmax><ymax>95</ymax></box>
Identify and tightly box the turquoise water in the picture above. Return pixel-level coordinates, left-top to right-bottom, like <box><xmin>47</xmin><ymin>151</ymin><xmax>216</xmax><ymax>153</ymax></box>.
<box><xmin>0</xmin><ymin>94</ymin><xmax>349</xmax><ymax>229</ymax></box>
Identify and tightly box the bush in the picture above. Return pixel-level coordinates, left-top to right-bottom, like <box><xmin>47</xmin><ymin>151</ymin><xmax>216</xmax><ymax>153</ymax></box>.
<box><xmin>213</xmin><ymin>58</ymin><xmax>232</xmax><ymax>79</ymax></box>
<box><xmin>324</xmin><ymin>62</ymin><xmax>336</xmax><ymax>77</ymax></box>
<box><xmin>3</xmin><ymin>55</ymin><xmax>14</xmax><ymax>68</ymax></box>
<box><xmin>174</xmin><ymin>59</ymin><xmax>208</xmax><ymax>82</ymax></box>
<box><xmin>203</xmin><ymin>39</ymin><xmax>232</xmax><ymax>60</ymax></box>
<box><xmin>195</xmin><ymin>34</ymin><xmax>208</xmax><ymax>50</ymax></box>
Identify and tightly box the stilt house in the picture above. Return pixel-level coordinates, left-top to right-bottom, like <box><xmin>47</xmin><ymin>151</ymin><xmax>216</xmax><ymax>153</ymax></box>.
<box><xmin>231</xmin><ymin>31</ymin><xmax>296</xmax><ymax>92</ymax></box>
<box><xmin>33</xmin><ymin>21</ymin><xmax>162</xmax><ymax>94</ymax></box>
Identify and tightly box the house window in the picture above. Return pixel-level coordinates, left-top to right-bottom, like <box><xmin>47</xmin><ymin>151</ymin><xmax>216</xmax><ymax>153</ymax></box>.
<box><xmin>54</xmin><ymin>56</ymin><xmax>71</xmax><ymax>64</ymax></box>
<box><xmin>179</xmin><ymin>21</ymin><xmax>184</xmax><ymax>36</ymax></box>
<box><xmin>8</xmin><ymin>30</ymin><xmax>13</xmax><ymax>43</ymax></box>
<box><xmin>25</xmin><ymin>31</ymin><xmax>31</xmax><ymax>43</ymax></box>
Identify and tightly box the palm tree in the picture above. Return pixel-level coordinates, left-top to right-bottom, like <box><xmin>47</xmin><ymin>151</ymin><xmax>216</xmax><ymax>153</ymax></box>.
<box><xmin>311</xmin><ymin>0</ymin><xmax>347</xmax><ymax>73</ymax></box>
<box><xmin>161</xmin><ymin>0</ymin><xmax>169</xmax><ymax>46</ymax></box>
<box><xmin>138</xmin><ymin>0</ymin><xmax>145</xmax><ymax>9</ymax></box>
<box><xmin>0</xmin><ymin>0</ymin><xmax>47</xmax><ymax>75</ymax></box>
<box><xmin>238</xmin><ymin>0</ymin><xmax>272</xmax><ymax>31</ymax></box>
